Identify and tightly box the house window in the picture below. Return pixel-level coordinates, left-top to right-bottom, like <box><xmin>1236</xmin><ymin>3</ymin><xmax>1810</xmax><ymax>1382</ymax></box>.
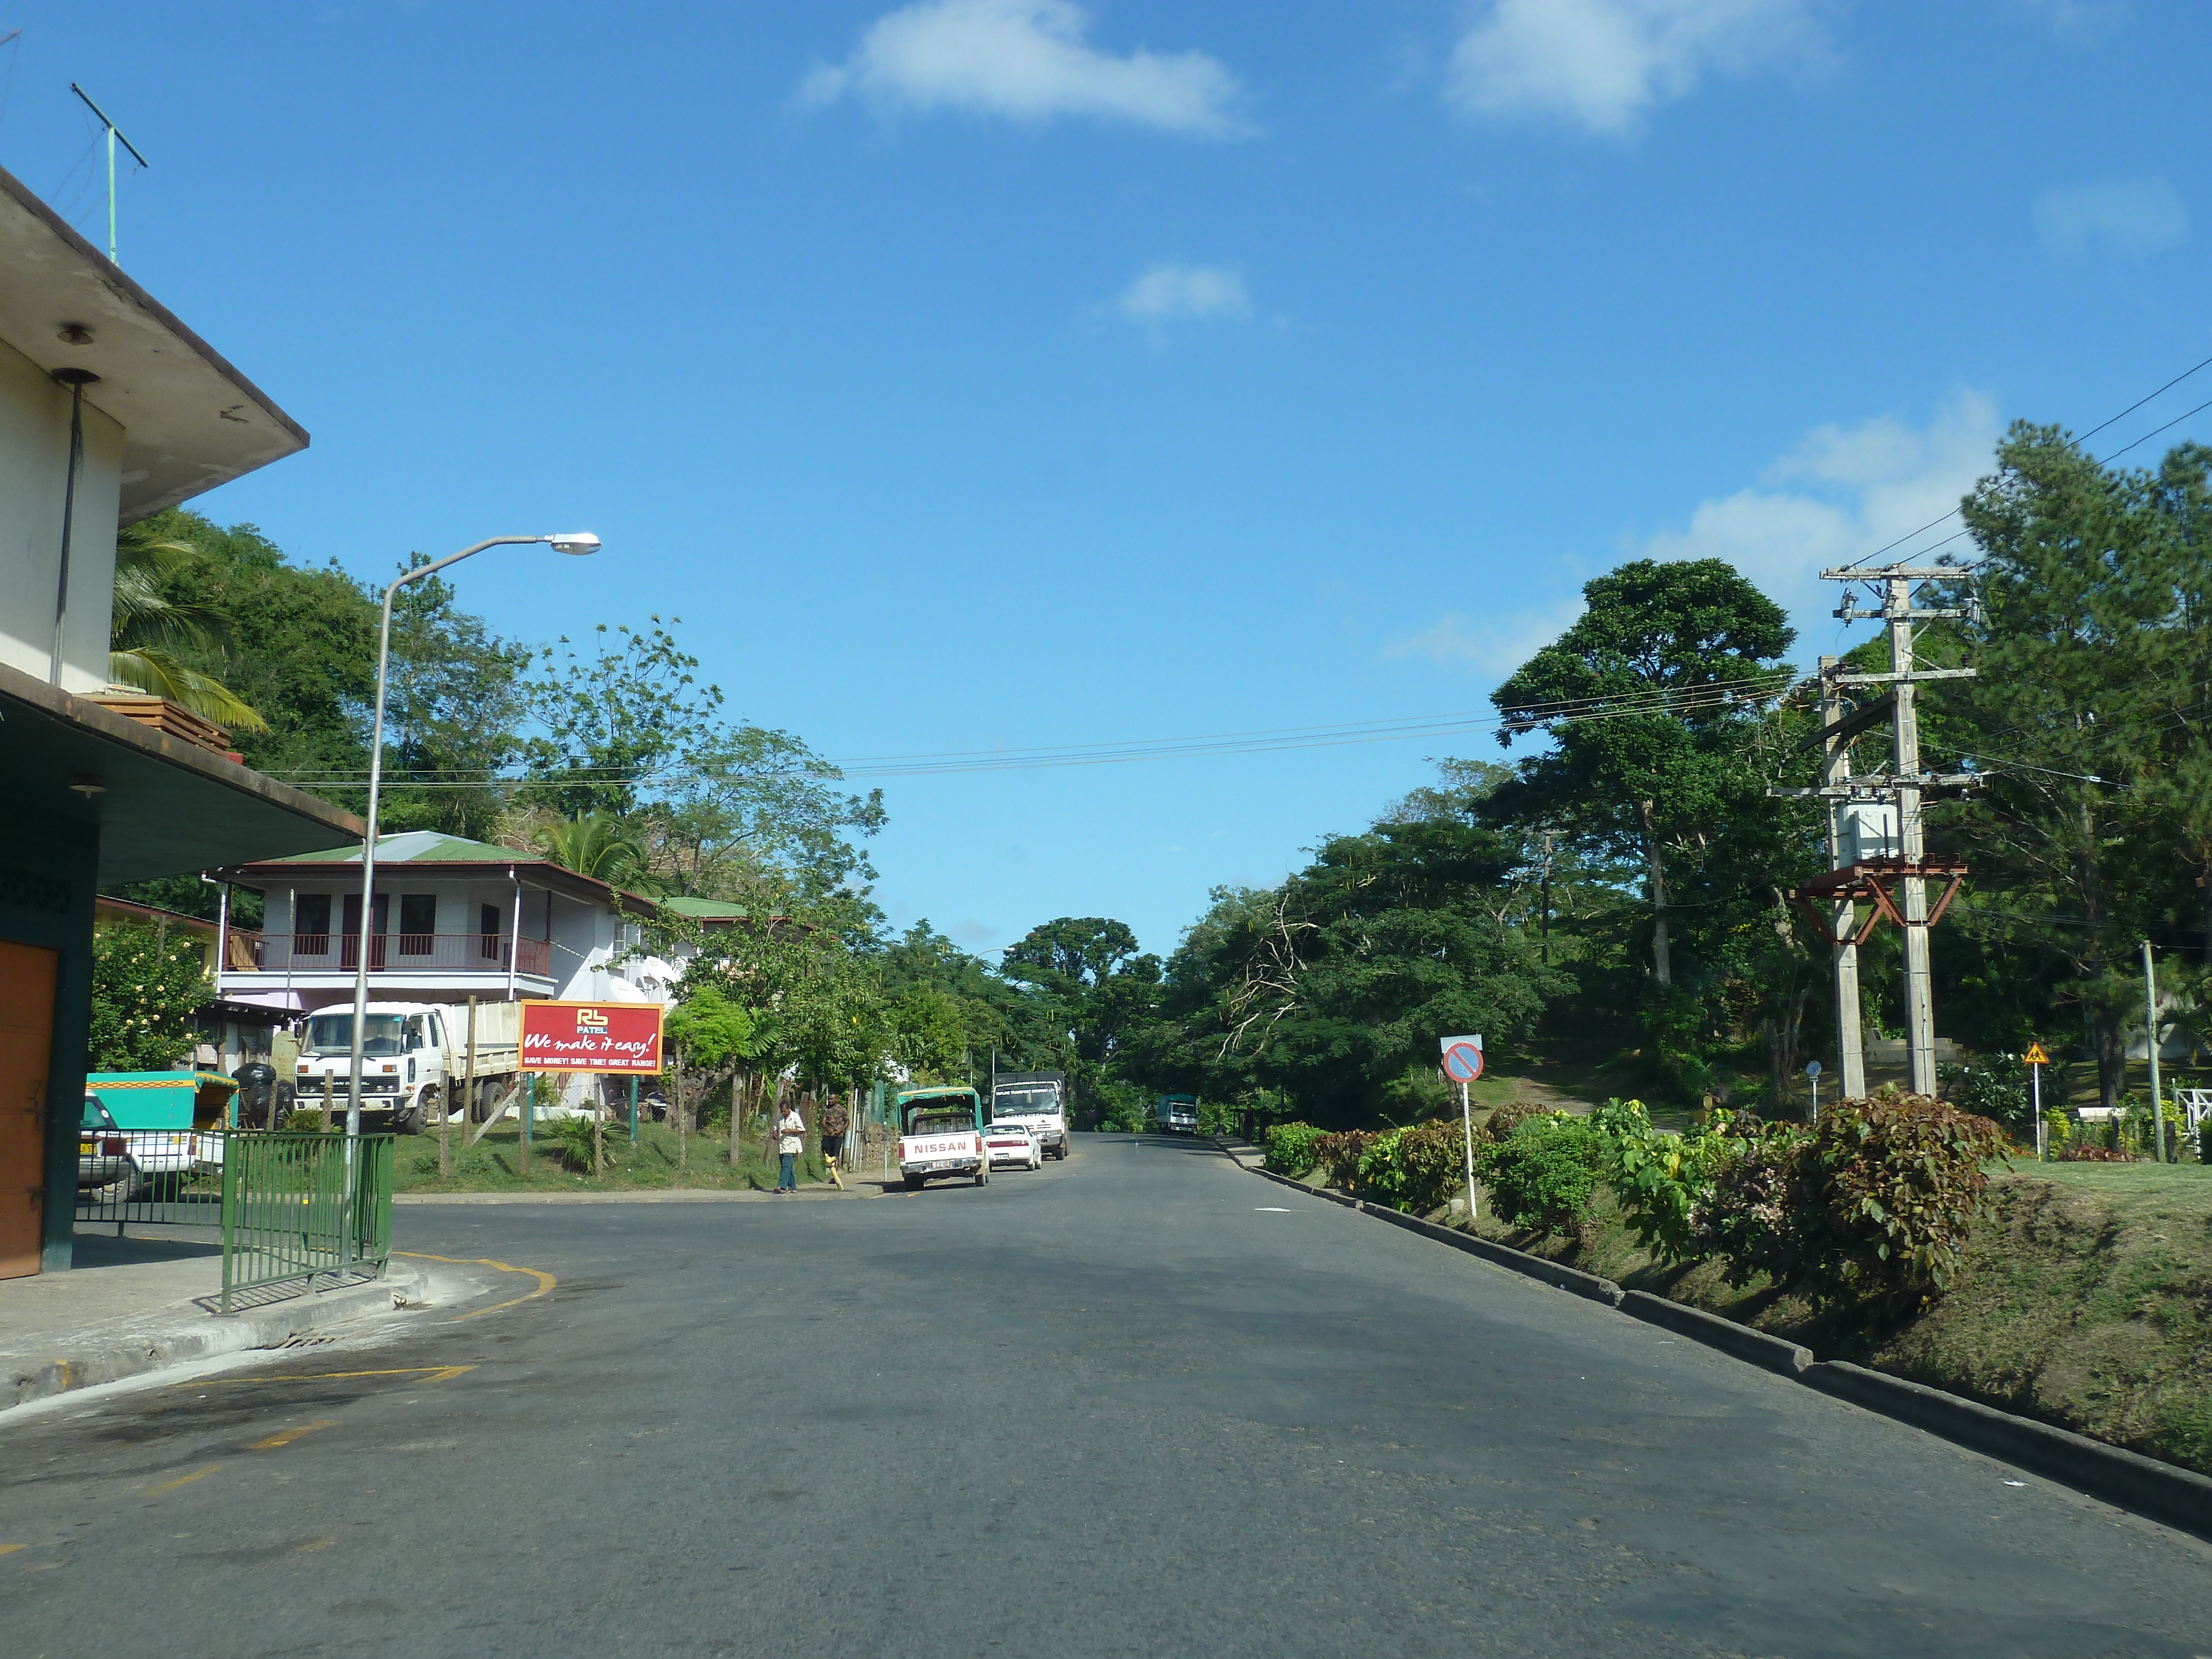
<box><xmin>295</xmin><ymin>893</ymin><xmax>332</xmax><ymax>954</ymax></box>
<box><xmin>398</xmin><ymin>894</ymin><xmax>437</xmax><ymax>956</ymax></box>
<box><xmin>480</xmin><ymin>904</ymin><xmax>502</xmax><ymax>960</ymax></box>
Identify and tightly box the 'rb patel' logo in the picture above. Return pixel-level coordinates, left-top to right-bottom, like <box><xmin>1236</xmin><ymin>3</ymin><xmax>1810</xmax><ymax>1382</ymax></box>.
<box><xmin>575</xmin><ymin>1008</ymin><xmax>609</xmax><ymax>1034</ymax></box>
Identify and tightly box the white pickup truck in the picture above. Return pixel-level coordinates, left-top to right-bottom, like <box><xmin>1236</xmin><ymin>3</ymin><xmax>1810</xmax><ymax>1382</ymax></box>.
<box><xmin>896</xmin><ymin>1086</ymin><xmax>990</xmax><ymax>1190</ymax></box>
<box><xmin>294</xmin><ymin>1000</ymin><xmax>523</xmax><ymax>1134</ymax></box>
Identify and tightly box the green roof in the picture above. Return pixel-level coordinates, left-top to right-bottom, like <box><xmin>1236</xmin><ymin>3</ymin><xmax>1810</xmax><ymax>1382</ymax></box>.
<box><xmin>249</xmin><ymin>830</ymin><xmax>528</xmax><ymax>867</ymax></box>
<box><xmin>658</xmin><ymin>895</ymin><xmax>751</xmax><ymax>919</ymax></box>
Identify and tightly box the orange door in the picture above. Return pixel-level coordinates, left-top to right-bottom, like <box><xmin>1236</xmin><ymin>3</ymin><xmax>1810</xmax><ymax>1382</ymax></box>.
<box><xmin>0</xmin><ymin>940</ymin><xmax>59</xmax><ymax>1279</ymax></box>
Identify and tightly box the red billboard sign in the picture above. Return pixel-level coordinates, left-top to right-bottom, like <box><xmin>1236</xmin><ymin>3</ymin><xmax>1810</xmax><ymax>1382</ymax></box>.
<box><xmin>518</xmin><ymin>1000</ymin><xmax>665</xmax><ymax>1074</ymax></box>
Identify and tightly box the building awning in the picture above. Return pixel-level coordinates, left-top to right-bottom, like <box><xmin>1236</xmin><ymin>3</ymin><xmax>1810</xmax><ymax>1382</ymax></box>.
<box><xmin>0</xmin><ymin>659</ymin><xmax>362</xmax><ymax>885</ymax></box>
<box><xmin>0</xmin><ymin>162</ymin><xmax>307</xmax><ymax>522</ymax></box>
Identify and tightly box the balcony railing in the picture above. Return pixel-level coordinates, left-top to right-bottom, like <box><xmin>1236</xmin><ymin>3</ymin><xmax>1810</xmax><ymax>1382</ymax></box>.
<box><xmin>225</xmin><ymin>931</ymin><xmax>552</xmax><ymax>978</ymax></box>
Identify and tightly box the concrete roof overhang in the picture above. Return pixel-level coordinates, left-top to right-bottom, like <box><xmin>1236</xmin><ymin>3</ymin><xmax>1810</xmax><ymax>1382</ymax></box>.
<box><xmin>0</xmin><ymin>660</ymin><xmax>362</xmax><ymax>885</ymax></box>
<box><xmin>0</xmin><ymin>162</ymin><xmax>307</xmax><ymax>521</ymax></box>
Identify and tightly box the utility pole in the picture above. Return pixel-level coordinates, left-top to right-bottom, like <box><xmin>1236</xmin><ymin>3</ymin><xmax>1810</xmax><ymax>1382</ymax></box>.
<box><xmin>1779</xmin><ymin>568</ymin><xmax>1980</xmax><ymax>1100</ymax></box>
<box><xmin>2143</xmin><ymin>941</ymin><xmax>2167</xmax><ymax>1164</ymax></box>
<box><xmin>70</xmin><ymin>84</ymin><xmax>148</xmax><ymax>265</ymax></box>
<box><xmin>1818</xmin><ymin>658</ymin><xmax>1866</xmax><ymax>1102</ymax></box>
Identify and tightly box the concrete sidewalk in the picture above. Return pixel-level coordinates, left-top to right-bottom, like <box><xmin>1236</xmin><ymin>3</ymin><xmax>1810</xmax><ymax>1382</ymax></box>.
<box><xmin>0</xmin><ymin>1228</ymin><xmax>430</xmax><ymax>1413</ymax></box>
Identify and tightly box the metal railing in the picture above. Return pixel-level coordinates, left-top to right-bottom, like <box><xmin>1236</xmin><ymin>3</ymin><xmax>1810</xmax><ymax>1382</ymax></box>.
<box><xmin>220</xmin><ymin>1132</ymin><xmax>393</xmax><ymax>1313</ymax></box>
<box><xmin>223</xmin><ymin>930</ymin><xmax>552</xmax><ymax>978</ymax></box>
<box><xmin>74</xmin><ymin>1129</ymin><xmax>393</xmax><ymax>1313</ymax></box>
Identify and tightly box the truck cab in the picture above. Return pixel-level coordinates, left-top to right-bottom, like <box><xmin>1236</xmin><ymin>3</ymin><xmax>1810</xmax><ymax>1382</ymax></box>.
<box><xmin>896</xmin><ymin>1086</ymin><xmax>989</xmax><ymax>1190</ymax></box>
<box><xmin>1157</xmin><ymin>1094</ymin><xmax>1199</xmax><ymax>1136</ymax></box>
<box><xmin>989</xmin><ymin>1070</ymin><xmax>1069</xmax><ymax>1161</ymax></box>
<box><xmin>293</xmin><ymin>1000</ymin><xmax>519</xmax><ymax>1134</ymax></box>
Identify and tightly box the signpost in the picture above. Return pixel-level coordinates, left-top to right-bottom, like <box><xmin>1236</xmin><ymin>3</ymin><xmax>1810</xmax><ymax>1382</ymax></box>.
<box><xmin>1806</xmin><ymin>1058</ymin><xmax>1822</xmax><ymax>1120</ymax></box>
<box><xmin>2025</xmin><ymin>1042</ymin><xmax>2049</xmax><ymax>1161</ymax></box>
<box><xmin>1440</xmin><ymin>1035</ymin><xmax>1484</xmax><ymax>1222</ymax></box>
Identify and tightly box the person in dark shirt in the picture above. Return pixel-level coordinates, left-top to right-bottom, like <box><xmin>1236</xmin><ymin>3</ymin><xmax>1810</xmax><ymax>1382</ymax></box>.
<box><xmin>819</xmin><ymin>1092</ymin><xmax>850</xmax><ymax>1188</ymax></box>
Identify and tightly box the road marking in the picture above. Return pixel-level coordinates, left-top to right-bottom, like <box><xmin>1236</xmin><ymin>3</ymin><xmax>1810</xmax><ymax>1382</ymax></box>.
<box><xmin>250</xmin><ymin>1419</ymin><xmax>338</xmax><ymax>1449</ymax></box>
<box><xmin>394</xmin><ymin>1250</ymin><xmax>558</xmax><ymax>1321</ymax></box>
<box><xmin>180</xmin><ymin>1366</ymin><xmax>477</xmax><ymax>1388</ymax></box>
<box><xmin>144</xmin><ymin>1465</ymin><xmax>220</xmax><ymax>1495</ymax></box>
<box><xmin>1254</xmin><ymin>1206</ymin><xmax>1292</xmax><ymax>1212</ymax></box>
<box><xmin>0</xmin><ymin>1543</ymin><xmax>25</xmax><ymax>1555</ymax></box>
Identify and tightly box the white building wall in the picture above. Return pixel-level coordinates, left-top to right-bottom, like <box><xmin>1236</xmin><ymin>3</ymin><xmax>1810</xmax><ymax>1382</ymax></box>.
<box><xmin>0</xmin><ymin>332</ymin><xmax>126</xmax><ymax>691</ymax></box>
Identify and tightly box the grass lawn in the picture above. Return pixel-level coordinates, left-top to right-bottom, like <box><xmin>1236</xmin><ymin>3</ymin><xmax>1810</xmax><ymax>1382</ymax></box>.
<box><xmin>390</xmin><ymin>1119</ymin><xmax>835</xmax><ymax>1195</ymax></box>
<box><xmin>1456</xmin><ymin>1156</ymin><xmax>2212</xmax><ymax>1476</ymax></box>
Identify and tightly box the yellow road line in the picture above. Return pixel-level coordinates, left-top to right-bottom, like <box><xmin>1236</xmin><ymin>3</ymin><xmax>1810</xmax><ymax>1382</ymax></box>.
<box><xmin>144</xmin><ymin>1465</ymin><xmax>220</xmax><ymax>1495</ymax></box>
<box><xmin>181</xmin><ymin>1365</ymin><xmax>477</xmax><ymax>1388</ymax></box>
<box><xmin>0</xmin><ymin>1543</ymin><xmax>26</xmax><ymax>1555</ymax></box>
<box><xmin>249</xmin><ymin>1418</ymin><xmax>338</xmax><ymax>1449</ymax></box>
<box><xmin>393</xmin><ymin>1250</ymin><xmax>557</xmax><ymax>1322</ymax></box>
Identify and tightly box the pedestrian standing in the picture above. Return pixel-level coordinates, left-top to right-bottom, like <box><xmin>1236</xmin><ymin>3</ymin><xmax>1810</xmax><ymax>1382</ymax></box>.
<box><xmin>776</xmin><ymin>1095</ymin><xmax>805</xmax><ymax>1193</ymax></box>
<box><xmin>819</xmin><ymin>1092</ymin><xmax>849</xmax><ymax>1190</ymax></box>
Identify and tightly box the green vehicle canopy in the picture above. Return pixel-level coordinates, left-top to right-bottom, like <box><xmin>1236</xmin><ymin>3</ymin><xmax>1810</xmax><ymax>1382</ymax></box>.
<box><xmin>896</xmin><ymin>1086</ymin><xmax>984</xmax><ymax>1135</ymax></box>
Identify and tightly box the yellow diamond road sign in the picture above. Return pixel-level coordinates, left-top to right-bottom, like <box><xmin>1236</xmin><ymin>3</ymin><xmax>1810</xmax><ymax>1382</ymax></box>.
<box><xmin>2023</xmin><ymin>1043</ymin><xmax>2049</xmax><ymax>1066</ymax></box>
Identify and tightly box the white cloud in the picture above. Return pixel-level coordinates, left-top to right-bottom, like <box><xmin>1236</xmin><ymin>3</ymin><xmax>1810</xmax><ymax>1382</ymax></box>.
<box><xmin>1444</xmin><ymin>0</ymin><xmax>1824</xmax><ymax>135</ymax></box>
<box><xmin>799</xmin><ymin>0</ymin><xmax>1246</xmax><ymax>135</ymax></box>
<box><xmin>1641</xmin><ymin>390</ymin><xmax>2002</xmax><ymax>633</ymax></box>
<box><xmin>1384</xmin><ymin>600</ymin><xmax>1585</xmax><ymax>680</ymax></box>
<box><xmin>2034</xmin><ymin>177</ymin><xmax>2188</xmax><ymax>262</ymax></box>
<box><xmin>1115</xmin><ymin>262</ymin><xmax>1251</xmax><ymax>332</ymax></box>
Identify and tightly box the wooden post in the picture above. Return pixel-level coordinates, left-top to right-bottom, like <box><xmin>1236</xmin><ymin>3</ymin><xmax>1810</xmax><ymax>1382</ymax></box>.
<box><xmin>519</xmin><ymin>1071</ymin><xmax>531</xmax><ymax>1176</ymax></box>
<box><xmin>592</xmin><ymin>1075</ymin><xmax>605</xmax><ymax>1175</ymax></box>
<box><xmin>628</xmin><ymin>1073</ymin><xmax>639</xmax><ymax>1146</ymax></box>
<box><xmin>675</xmin><ymin>1046</ymin><xmax>687</xmax><ymax>1173</ymax></box>
<box><xmin>730</xmin><ymin>1069</ymin><xmax>744</xmax><ymax>1167</ymax></box>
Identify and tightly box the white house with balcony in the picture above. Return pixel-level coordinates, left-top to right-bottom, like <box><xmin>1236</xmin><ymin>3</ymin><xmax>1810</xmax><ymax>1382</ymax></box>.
<box><xmin>212</xmin><ymin>831</ymin><xmax>663</xmax><ymax>1014</ymax></box>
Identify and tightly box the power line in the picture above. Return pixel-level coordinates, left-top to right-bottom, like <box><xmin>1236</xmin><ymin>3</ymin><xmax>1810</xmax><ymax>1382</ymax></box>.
<box><xmin>267</xmin><ymin>671</ymin><xmax>1803</xmax><ymax>791</ymax></box>
<box><xmin>1837</xmin><ymin>351</ymin><xmax>2212</xmax><ymax>572</ymax></box>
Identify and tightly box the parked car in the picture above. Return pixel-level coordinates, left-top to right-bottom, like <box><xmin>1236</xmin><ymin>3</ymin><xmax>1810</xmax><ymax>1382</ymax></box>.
<box><xmin>896</xmin><ymin>1086</ymin><xmax>989</xmax><ymax>1189</ymax></box>
<box><xmin>984</xmin><ymin>1120</ymin><xmax>1042</xmax><ymax>1171</ymax></box>
<box><xmin>76</xmin><ymin>1095</ymin><xmax>136</xmax><ymax>1193</ymax></box>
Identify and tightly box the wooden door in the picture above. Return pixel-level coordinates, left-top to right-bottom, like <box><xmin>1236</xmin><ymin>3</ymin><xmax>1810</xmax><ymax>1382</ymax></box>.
<box><xmin>0</xmin><ymin>939</ymin><xmax>59</xmax><ymax>1279</ymax></box>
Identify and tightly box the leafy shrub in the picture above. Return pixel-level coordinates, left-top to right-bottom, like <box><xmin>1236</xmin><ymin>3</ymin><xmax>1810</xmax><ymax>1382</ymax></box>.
<box><xmin>1938</xmin><ymin>1056</ymin><xmax>2032</xmax><ymax>1141</ymax></box>
<box><xmin>2052</xmin><ymin>1144</ymin><xmax>2133</xmax><ymax>1163</ymax></box>
<box><xmin>1312</xmin><ymin>1130</ymin><xmax>1375</xmax><ymax>1188</ymax></box>
<box><xmin>88</xmin><ymin>922</ymin><xmax>211</xmax><ymax>1071</ymax></box>
<box><xmin>1354</xmin><ymin>1119</ymin><xmax>1469</xmax><ymax>1214</ymax></box>
<box><xmin>1689</xmin><ymin>1121</ymin><xmax>1810</xmax><ymax>1287</ymax></box>
<box><xmin>1477</xmin><ymin>1100</ymin><xmax>1551</xmax><ymax>1147</ymax></box>
<box><xmin>544</xmin><ymin>1114</ymin><xmax>604</xmax><ymax>1175</ymax></box>
<box><xmin>1261</xmin><ymin>1122</ymin><xmax>1328</xmax><ymax>1178</ymax></box>
<box><xmin>1592</xmin><ymin>1097</ymin><xmax>1735</xmax><ymax>1264</ymax></box>
<box><xmin>281</xmin><ymin>1108</ymin><xmax>326</xmax><ymax>1133</ymax></box>
<box><xmin>1478</xmin><ymin>1114</ymin><xmax>1609</xmax><ymax>1235</ymax></box>
<box><xmin>1790</xmin><ymin>1091</ymin><xmax>2008</xmax><ymax>1307</ymax></box>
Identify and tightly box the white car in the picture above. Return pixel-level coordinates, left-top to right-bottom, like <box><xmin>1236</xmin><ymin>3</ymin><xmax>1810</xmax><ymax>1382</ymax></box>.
<box><xmin>983</xmin><ymin>1120</ymin><xmax>1042</xmax><ymax>1171</ymax></box>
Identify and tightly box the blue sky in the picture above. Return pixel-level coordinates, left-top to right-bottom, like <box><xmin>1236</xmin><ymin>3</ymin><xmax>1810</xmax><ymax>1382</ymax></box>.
<box><xmin>3</xmin><ymin>1</ymin><xmax>2205</xmax><ymax>959</ymax></box>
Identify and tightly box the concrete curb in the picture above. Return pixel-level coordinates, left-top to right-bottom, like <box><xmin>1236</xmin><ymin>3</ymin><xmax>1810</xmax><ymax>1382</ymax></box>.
<box><xmin>1621</xmin><ymin>1290</ymin><xmax>1812</xmax><ymax>1375</ymax></box>
<box><xmin>1804</xmin><ymin>1362</ymin><xmax>2212</xmax><ymax>1543</ymax></box>
<box><xmin>395</xmin><ymin>1186</ymin><xmax>874</xmax><ymax>1205</ymax></box>
<box><xmin>1222</xmin><ymin>1137</ymin><xmax>2212</xmax><ymax>1544</ymax></box>
<box><xmin>1</xmin><ymin>1262</ymin><xmax>427</xmax><ymax>1413</ymax></box>
<box><xmin>1361</xmin><ymin>1202</ymin><xmax>1626</xmax><ymax>1308</ymax></box>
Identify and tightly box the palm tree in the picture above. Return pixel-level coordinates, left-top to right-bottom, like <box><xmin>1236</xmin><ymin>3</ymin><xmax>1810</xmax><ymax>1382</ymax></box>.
<box><xmin>108</xmin><ymin>524</ymin><xmax>267</xmax><ymax>732</ymax></box>
<box><xmin>536</xmin><ymin>811</ymin><xmax>654</xmax><ymax>890</ymax></box>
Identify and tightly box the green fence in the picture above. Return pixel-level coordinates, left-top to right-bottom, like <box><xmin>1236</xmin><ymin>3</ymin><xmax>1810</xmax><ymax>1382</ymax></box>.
<box><xmin>218</xmin><ymin>1133</ymin><xmax>394</xmax><ymax>1313</ymax></box>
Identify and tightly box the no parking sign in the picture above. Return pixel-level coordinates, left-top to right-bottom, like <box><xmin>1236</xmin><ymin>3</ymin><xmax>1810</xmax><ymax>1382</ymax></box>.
<box><xmin>1439</xmin><ymin>1034</ymin><xmax>1484</xmax><ymax>1083</ymax></box>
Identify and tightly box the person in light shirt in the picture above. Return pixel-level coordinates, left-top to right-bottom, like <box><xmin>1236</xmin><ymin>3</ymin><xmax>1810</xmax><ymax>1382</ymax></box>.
<box><xmin>775</xmin><ymin>1098</ymin><xmax>805</xmax><ymax>1193</ymax></box>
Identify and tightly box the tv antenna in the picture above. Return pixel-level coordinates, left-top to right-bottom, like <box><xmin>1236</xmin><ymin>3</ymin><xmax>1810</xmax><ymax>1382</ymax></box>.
<box><xmin>69</xmin><ymin>82</ymin><xmax>147</xmax><ymax>265</ymax></box>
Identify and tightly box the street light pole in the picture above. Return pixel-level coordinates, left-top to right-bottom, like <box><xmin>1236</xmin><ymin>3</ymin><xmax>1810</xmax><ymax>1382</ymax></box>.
<box><xmin>343</xmin><ymin>534</ymin><xmax>601</xmax><ymax>1164</ymax></box>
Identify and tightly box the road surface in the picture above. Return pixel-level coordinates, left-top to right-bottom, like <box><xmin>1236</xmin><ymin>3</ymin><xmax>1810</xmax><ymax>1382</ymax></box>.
<box><xmin>4</xmin><ymin>1134</ymin><xmax>2208</xmax><ymax>1656</ymax></box>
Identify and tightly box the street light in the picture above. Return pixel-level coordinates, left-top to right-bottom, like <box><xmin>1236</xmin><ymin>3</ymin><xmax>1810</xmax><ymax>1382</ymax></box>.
<box><xmin>342</xmin><ymin>535</ymin><xmax>601</xmax><ymax>1148</ymax></box>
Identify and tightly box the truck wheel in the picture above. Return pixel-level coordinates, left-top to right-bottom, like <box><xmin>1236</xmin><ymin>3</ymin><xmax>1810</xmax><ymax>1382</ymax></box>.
<box><xmin>974</xmin><ymin>1165</ymin><xmax>989</xmax><ymax>1186</ymax></box>
<box><xmin>903</xmin><ymin>1174</ymin><xmax>925</xmax><ymax>1191</ymax></box>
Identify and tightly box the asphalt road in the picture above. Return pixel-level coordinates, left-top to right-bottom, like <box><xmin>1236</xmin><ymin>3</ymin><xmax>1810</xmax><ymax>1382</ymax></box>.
<box><xmin>4</xmin><ymin>1135</ymin><xmax>2209</xmax><ymax>1658</ymax></box>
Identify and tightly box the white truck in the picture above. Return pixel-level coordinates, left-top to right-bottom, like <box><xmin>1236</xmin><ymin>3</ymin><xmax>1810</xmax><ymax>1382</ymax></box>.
<box><xmin>293</xmin><ymin>1000</ymin><xmax>523</xmax><ymax>1135</ymax></box>
<box><xmin>896</xmin><ymin>1086</ymin><xmax>989</xmax><ymax>1189</ymax></box>
<box><xmin>990</xmin><ymin>1070</ymin><xmax>1070</xmax><ymax>1160</ymax></box>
